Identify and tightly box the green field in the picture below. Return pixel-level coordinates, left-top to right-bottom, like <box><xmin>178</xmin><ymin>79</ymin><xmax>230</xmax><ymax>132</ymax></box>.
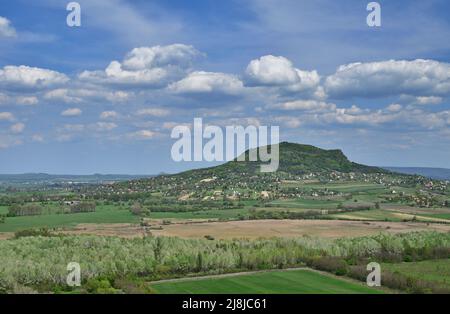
<box><xmin>383</xmin><ymin>259</ymin><xmax>450</xmax><ymax>288</ymax></box>
<box><xmin>0</xmin><ymin>205</ymin><xmax>8</xmax><ymax>215</ymax></box>
<box><xmin>268</xmin><ymin>199</ymin><xmax>341</xmax><ymax>209</ymax></box>
<box><xmin>0</xmin><ymin>205</ymin><xmax>139</xmax><ymax>232</ymax></box>
<box><xmin>148</xmin><ymin>208</ymin><xmax>250</xmax><ymax>220</ymax></box>
<box><xmin>330</xmin><ymin>209</ymin><xmax>403</xmax><ymax>221</ymax></box>
<box><xmin>151</xmin><ymin>269</ymin><xmax>384</xmax><ymax>294</ymax></box>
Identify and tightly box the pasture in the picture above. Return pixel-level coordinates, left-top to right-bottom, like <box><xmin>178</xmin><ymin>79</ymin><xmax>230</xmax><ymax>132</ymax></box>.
<box><xmin>151</xmin><ymin>269</ymin><xmax>383</xmax><ymax>294</ymax></box>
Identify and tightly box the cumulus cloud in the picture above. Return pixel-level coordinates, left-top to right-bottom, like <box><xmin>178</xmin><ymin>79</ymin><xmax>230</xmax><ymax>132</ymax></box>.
<box><xmin>0</xmin><ymin>112</ymin><xmax>14</xmax><ymax>121</ymax></box>
<box><xmin>100</xmin><ymin>111</ymin><xmax>118</xmax><ymax>119</ymax></box>
<box><xmin>44</xmin><ymin>89</ymin><xmax>81</xmax><ymax>103</ymax></box>
<box><xmin>16</xmin><ymin>96</ymin><xmax>38</xmax><ymax>106</ymax></box>
<box><xmin>325</xmin><ymin>59</ymin><xmax>450</xmax><ymax>98</ymax></box>
<box><xmin>245</xmin><ymin>55</ymin><xmax>300</xmax><ymax>86</ymax></box>
<box><xmin>92</xmin><ymin>122</ymin><xmax>117</xmax><ymax>132</ymax></box>
<box><xmin>136</xmin><ymin>108</ymin><xmax>170</xmax><ymax>117</ymax></box>
<box><xmin>0</xmin><ymin>135</ymin><xmax>21</xmax><ymax>149</ymax></box>
<box><xmin>79</xmin><ymin>44</ymin><xmax>200</xmax><ymax>87</ymax></box>
<box><xmin>414</xmin><ymin>96</ymin><xmax>443</xmax><ymax>106</ymax></box>
<box><xmin>269</xmin><ymin>99</ymin><xmax>336</xmax><ymax>112</ymax></box>
<box><xmin>386</xmin><ymin>104</ymin><xmax>402</xmax><ymax>112</ymax></box>
<box><xmin>31</xmin><ymin>134</ymin><xmax>44</xmax><ymax>142</ymax></box>
<box><xmin>61</xmin><ymin>108</ymin><xmax>82</xmax><ymax>116</ymax></box>
<box><xmin>10</xmin><ymin>122</ymin><xmax>25</xmax><ymax>134</ymax></box>
<box><xmin>0</xmin><ymin>17</ymin><xmax>16</xmax><ymax>38</ymax></box>
<box><xmin>0</xmin><ymin>65</ymin><xmax>68</xmax><ymax>90</ymax></box>
<box><xmin>127</xmin><ymin>129</ymin><xmax>157</xmax><ymax>140</ymax></box>
<box><xmin>169</xmin><ymin>71</ymin><xmax>244</xmax><ymax>95</ymax></box>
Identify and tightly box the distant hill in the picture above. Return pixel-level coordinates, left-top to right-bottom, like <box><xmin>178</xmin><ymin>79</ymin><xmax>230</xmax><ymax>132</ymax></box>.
<box><xmin>180</xmin><ymin>142</ymin><xmax>388</xmax><ymax>177</ymax></box>
<box><xmin>384</xmin><ymin>167</ymin><xmax>450</xmax><ymax>180</ymax></box>
<box><xmin>0</xmin><ymin>173</ymin><xmax>153</xmax><ymax>185</ymax></box>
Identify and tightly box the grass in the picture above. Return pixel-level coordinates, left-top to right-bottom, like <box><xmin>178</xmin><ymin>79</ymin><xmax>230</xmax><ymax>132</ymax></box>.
<box><xmin>383</xmin><ymin>259</ymin><xmax>450</xmax><ymax>289</ymax></box>
<box><xmin>268</xmin><ymin>199</ymin><xmax>340</xmax><ymax>209</ymax></box>
<box><xmin>0</xmin><ymin>205</ymin><xmax>8</xmax><ymax>215</ymax></box>
<box><xmin>149</xmin><ymin>208</ymin><xmax>250</xmax><ymax>220</ymax></box>
<box><xmin>330</xmin><ymin>209</ymin><xmax>403</xmax><ymax>221</ymax></box>
<box><xmin>420</xmin><ymin>213</ymin><xmax>450</xmax><ymax>220</ymax></box>
<box><xmin>151</xmin><ymin>269</ymin><xmax>384</xmax><ymax>294</ymax></box>
<box><xmin>0</xmin><ymin>205</ymin><xmax>139</xmax><ymax>232</ymax></box>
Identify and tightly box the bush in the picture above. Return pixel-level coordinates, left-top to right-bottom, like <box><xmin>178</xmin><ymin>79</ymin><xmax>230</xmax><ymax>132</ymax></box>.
<box><xmin>308</xmin><ymin>257</ymin><xmax>348</xmax><ymax>276</ymax></box>
<box><xmin>85</xmin><ymin>278</ymin><xmax>120</xmax><ymax>294</ymax></box>
<box><xmin>14</xmin><ymin>228</ymin><xmax>54</xmax><ymax>239</ymax></box>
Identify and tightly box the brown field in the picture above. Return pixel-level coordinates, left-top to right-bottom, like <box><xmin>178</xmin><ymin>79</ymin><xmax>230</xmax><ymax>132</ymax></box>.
<box><xmin>150</xmin><ymin>219</ymin><xmax>450</xmax><ymax>239</ymax></box>
<box><xmin>0</xmin><ymin>232</ymin><xmax>13</xmax><ymax>240</ymax></box>
<box><xmin>2</xmin><ymin>219</ymin><xmax>449</xmax><ymax>240</ymax></box>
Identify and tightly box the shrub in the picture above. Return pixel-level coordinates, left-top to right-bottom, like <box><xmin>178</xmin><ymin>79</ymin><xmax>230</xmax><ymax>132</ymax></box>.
<box><xmin>308</xmin><ymin>257</ymin><xmax>348</xmax><ymax>276</ymax></box>
<box><xmin>14</xmin><ymin>228</ymin><xmax>54</xmax><ymax>239</ymax></box>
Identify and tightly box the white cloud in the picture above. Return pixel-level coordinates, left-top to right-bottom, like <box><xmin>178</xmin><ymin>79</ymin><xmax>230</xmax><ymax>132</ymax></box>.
<box><xmin>127</xmin><ymin>130</ymin><xmax>157</xmax><ymax>140</ymax></box>
<box><xmin>44</xmin><ymin>88</ymin><xmax>81</xmax><ymax>103</ymax></box>
<box><xmin>270</xmin><ymin>99</ymin><xmax>336</xmax><ymax>112</ymax></box>
<box><xmin>92</xmin><ymin>122</ymin><xmax>117</xmax><ymax>132</ymax></box>
<box><xmin>10</xmin><ymin>122</ymin><xmax>25</xmax><ymax>134</ymax></box>
<box><xmin>100</xmin><ymin>111</ymin><xmax>118</xmax><ymax>119</ymax></box>
<box><xmin>274</xmin><ymin>116</ymin><xmax>302</xmax><ymax>128</ymax></box>
<box><xmin>386</xmin><ymin>104</ymin><xmax>402</xmax><ymax>112</ymax></box>
<box><xmin>31</xmin><ymin>134</ymin><xmax>44</xmax><ymax>142</ymax></box>
<box><xmin>0</xmin><ymin>65</ymin><xmax>69</xmax><ymax>90</ymax></box>
<box><xmin>61</xmin><ymin>108</ymin><xmax>82</xmax><ymax>117</ymax></box>
<box><xmin>79</xmin><ymin>44</ymin><xmax>200</xmax><ymax>87</ymax></box>
<box><xmin>136</xmin><ymin>108</ymin><xmax>170</xmax><ymax>117</ymax></box>
<box><xmin>244</xmin><ymin>55</ymin><xmax>322</xmax><ymax>97</ymax></box>
<box><xmin>16</xmin><ymin>96</ymin><xmax>38</xmax><ymax>106</ymax></box>
<box><xmin>122</xmin><ymin>44</ymin><xmax>199</xmax><ymax>70</ymax></box>
<box><xmin>325</xmin><ymin>59</ymin><xmax>450</xmax><ymax>98</ymax></box>
<box><xmin>0</xmin><ymin>93</ymin><xmax>9</xmax><ymax>104</ymax></box>
<box><xmin>0</xmin><ymin>135</ymin><xmax>21</xmax><ymax>149</ymax></box>
<box><xmin>62</xmin><ymin>124</ymin><xmax>85</xmax><ymax>132</ymax></box>
<box><xmin>245</xmin><ymin>55</ymin><xmax>299</xmax><ymax>86</ymax></box>
<box><xmin>169</xmin><ymin>71</ymin><xmax>244</xmax><ymax>95</ymax></box>
<box><xmin>0</xmin><ymin>16</ymin><xmax>16</xmax><ymax>38</ymax></box>
<box><xmin>414</xmin><ymin>96</ymin><xmax>443</xmax><ymax>106</ymax></box>
<box><xmin>105</xmin><ymin>91</ymin><xmax>129</xmax><ymax>102</ymax></box>
<box><xmin>0</xmin><ymin>112</ymin><xmax>14</xmax><ymax>121</ymax></box>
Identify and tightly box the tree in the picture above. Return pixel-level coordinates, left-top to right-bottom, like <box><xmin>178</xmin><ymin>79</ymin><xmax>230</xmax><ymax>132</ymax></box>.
<box><xmin>130</xmin><ymin>202</ymin><xmax>143</xmax><ymax>215</ymax></box>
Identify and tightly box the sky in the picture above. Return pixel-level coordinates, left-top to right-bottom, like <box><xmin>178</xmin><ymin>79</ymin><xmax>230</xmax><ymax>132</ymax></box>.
<box><xmin>0</xmin><ymin>0</ymin><xmax>450</xmax><ymax>174</ymax></box>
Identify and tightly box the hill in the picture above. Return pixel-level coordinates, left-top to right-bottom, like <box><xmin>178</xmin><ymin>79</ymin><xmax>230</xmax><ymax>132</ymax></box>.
<box><xmin>384</xmin><ymin>167</ymin><xmax>450</xmax><ymax>181</ymax></box>
<box><xmin>180</xmin><ymin>142</ymin><xmax>387</xmax><ymax>177</ymax></box>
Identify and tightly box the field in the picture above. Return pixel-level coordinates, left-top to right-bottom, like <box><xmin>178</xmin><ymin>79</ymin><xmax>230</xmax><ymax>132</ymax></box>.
<box><xmin>151</xmin><ymin>269</ymin><xmax>384</xmax><ymax>294</ymax></box>
<box><xmin>0</xmin><ymin>204</ymin><xmax>139</xmax><ymax>232</ymax></box>
<box><xmin>149</xmin><ymin>219</ymin><xmax>450</xmax><ymax>239</ymax></box>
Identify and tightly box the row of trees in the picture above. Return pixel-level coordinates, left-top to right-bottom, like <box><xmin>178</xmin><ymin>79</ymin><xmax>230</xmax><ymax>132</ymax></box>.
<box><xmin>7</xmin><ymin>202</ymin><xmax>96</xmax><ymax>217</ymax></box>
<box><xmin>7</xmin><ymin>204</ymin><xmax>43</xmax><ymax>217</ymax></box>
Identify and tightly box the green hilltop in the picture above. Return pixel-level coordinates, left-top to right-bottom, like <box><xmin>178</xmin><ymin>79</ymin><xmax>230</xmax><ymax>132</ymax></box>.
<box><xmin>180</xmin><ymin>142</ymin><xmax>387</xmax><ymax>177</ymax></box>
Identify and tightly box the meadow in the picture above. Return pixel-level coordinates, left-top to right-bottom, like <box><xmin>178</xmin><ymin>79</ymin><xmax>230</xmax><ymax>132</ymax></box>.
<box><xmin>151</xmin><ymin>269</ymin><xmax>383</xmax><ymax>294</ymax></box>
<box><xmin>0</xmin><ymin>204</ymin><xmax>138</xmax><ymax>232</ymax></box>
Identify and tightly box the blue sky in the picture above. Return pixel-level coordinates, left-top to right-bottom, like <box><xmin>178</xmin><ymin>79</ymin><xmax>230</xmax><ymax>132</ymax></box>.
<box><xmin>0</xmin><ymin>0</ymin><xmax>450</xmax><ymax>174</ymax></box>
